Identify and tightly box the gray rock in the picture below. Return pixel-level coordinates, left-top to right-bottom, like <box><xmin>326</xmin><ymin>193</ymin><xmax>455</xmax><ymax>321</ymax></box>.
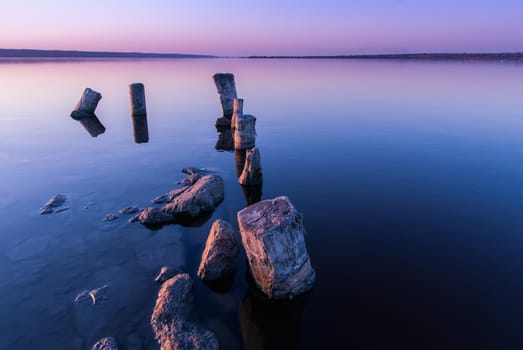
<box><xmin>151</xmin><ymin>274</ymin><xmax>219</xmax><ymax>350</ymax></box>
<box><xmin>198</xmin><ymin>220</ymin><xmax>239</xmax><ymax>281</ymax></box>
<box><xmin>237</xmin><ymin>196</ymin><xmax>316</xmax><ymax>299</ymax></box>
<box><xmin>239</xmin><ymin>147</ymin><xmax>263</xmax><ymax>186</ymax></box>
<box><xmin>162</xmin><ymin>175</ymin><xmax>224</xmax><ymax>218</ymax></box>
<box><xmin>40</xmin><ymin>194</ymin><xmax>67</xmax><ymax>214</ymax></box>
<box><xmin>155</xmin><ymin>266</ymin><xmax>181</xmax><ymax>284</ymax></box>
<box><xmin>213</xmin><ymin>73</ymin><xmax>237</xmax><ymax>117</ymax></box>
<box><xmin>91</xmin><ymin>337</ymin><xmax>118</xmax><ymax>350</ymax></box>
<box><xmin>71</xmin><ymin>88</ymin><xmax>102</xmax><ymax>119</ymax></box>
<box><xmin>138</xmin><ymin>207</ymin><xmax>172</xmax><ymax>225</ymax></box>
<box><xmin>152</xmin><ymin>194</ymin><xmax>169</xmax><ymax>204</ymax></box>
<box><xmin>104</xmin><ymin>214</ymin><xmax>119</xmax><ymax>222</ymax></box>
<box><xmin>118</xmin><ymin>206</ymin><xmax>139</xmax><ymax>215</ymax></box>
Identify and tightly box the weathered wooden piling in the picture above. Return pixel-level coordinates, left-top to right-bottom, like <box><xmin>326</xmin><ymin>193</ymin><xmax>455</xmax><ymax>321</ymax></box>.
<box><xmin>234</xmin><ymin>114</ymin><xmax>256</xmax><ymax>150</ymax></box>
<box><xmin>129</xmin><ymin>83</ymin><xmax>149</xmax><ymax>143</ymax></box>
<box><xmin>213</xmin><ymin>73</ymin><xmax>237</xmax><ymax>117</ymax></box>
<box><xmin>231</xmin><ymin>98</ymin><xmax>244</xmax><ymax>130</ymax></box>
<box><xmin>71</xmin><ymin>88</ymin><xmax>102</xmax><ymax>119</ymax></box>
<box><xmin>239</xmin><ymin>147</ymin><xmax>263</xmax><ymax>186</ymax></box>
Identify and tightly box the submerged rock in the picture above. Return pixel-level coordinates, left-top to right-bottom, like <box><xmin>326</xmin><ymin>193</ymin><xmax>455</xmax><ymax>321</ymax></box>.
<box><xmin>118</xmin><ymin>206</ymin><xmax>139</xmax><ymax>215</ymax></box>
<box><xmin>162</xmin><ymin>175</ymin><xmax>224</xmax><ymax>219</ymax></box>
<box><xmin>91</xmin><ymin>337</ymin><xmax>118</xmax><ymax>350</ymax></box>
<box><xmin>151</xmin><ymin>273</ymin><xmax>219</xmax><ymax>350</ymax></box>
<box><xmin>104</xmin><ymin>214</ymin><xmax>119</xmax><ymax>222</ymax></box>
<box><xmin>181</xmin><ymin>167</ymin><xmax>209</xmax><ymax>175</ymax></box>
<box><xmin>198</xmin><ymin>219</ymin><xmax>239</xmax><ymax>281</ymax></box>
<box><xmin>155</xmin><ymin>266</ymin><xmax>181</xmax><ymax>284</ymax></box>
<box><xmin>138</xmin><ymin>207</ymin><xmax>172</xmax><ymax>226</ymax></box>
<box><xmin>74</xmin><ymin>284</ymin><xmax>109</xmax><ymax>305</ymax></box>
<box><xmin>237</xmin><ymin>196</ymin><xmax>316</xmax><ymax>299</ymax></box>
<box><xmin>40</xmin><ymin>194</ymin><xmax>67</xmax><ymax>214</ymax></box>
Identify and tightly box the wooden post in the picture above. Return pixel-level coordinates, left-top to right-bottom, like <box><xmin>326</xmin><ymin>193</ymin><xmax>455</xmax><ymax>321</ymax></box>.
<box><xmin>71</xmin><ymin>88</ymin><xmax>102</xmax><ymax>119</ymax></box>
<box><xmin>213</xmin><ymin>73</ymin><xmax>237</xmax><ymax>117</ymax></box>
<box><xmin>129</xmin><ymin>83</ymin><xmax>149</xmax><ymax>143</ymax></box>
<box><xmin>231</xmin><ymin>98</ymin><xmax>243</xmax><ymax>130</ymax></box>
<box><xmin>234</xmin><ymin>114</ymin><xmax>256</xmax><ymax>150</ymax></box>
<box><xmin>239</xmin><ymin>147</ymin><xmax>263</xmax><ymax>186</ymax></box>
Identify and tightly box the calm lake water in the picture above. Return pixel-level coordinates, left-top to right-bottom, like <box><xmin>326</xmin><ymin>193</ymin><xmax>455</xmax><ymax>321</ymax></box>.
<box><xmin>1</xmin><ymin>58</ymin><xmax>523</xmax><ymax>349</ymax></box>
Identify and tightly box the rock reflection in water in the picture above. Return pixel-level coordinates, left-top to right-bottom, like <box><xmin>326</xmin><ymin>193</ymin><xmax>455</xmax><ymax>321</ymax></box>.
<box><xmin>240</xmin><ymin>283</ymin><xmax>309</xmax><ymax>350</ymax></box>
<box><xmin>73</xmin><ymin>113</ymin><xmax>106</xmax><ymax>137</ymax></box>
<box><xmin>131</xmin><ymin>114</ymin><xmax>149</xmax><ymax>144</ymax></box>
<box><xmin>215</xmin><ymin>126</ymin><xmax>234</xmax><ymax>151</ymax></box>
<box><xmin>235</xmin><ymin>150</ymin><xmax>262</xmax><ymax>205</ymax></box>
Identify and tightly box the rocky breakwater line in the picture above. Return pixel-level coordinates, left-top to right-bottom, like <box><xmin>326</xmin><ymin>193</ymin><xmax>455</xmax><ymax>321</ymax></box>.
<box><xmin>237</xmin><ymin>196</ymin><xmax>316</xmax><ymax>299</ymax></box>
<box><xmin>151</xmin><ymin>273</ymin><xmax>218</xmax><ymax>350</ymax></box>
<box><xmin>136</xmin><ymin>171</ymin><xmax>224</xmax><ymax>227</ymax></box>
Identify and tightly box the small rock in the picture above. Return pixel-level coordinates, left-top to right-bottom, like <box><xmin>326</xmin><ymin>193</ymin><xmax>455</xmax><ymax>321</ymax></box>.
<box><xmin>155</xmin><ymin>266</ymin><xmax>181</xmax><ymax>283</ymax></box>
<box><xmin>118</xmin><ymin>206</ymin><xmax>139</xmax><ymax>215</ymax></box>
<box><xmin>152</xmin><ymin>194</ymin><xmax>169</xmax><ymax>204</ymax></box>
<box><xmin>40</xmin><ymin>194</ymin><xmax>67</xmax><ymax>214</ymax></box>
<box><xmin>74</xmin><ymin>284</ymin><xmax>109</xmax><ymax>305</ymax></box>
<box><xmin>104</xmin><ymin>214</ymin><xmax>119</xmax><ymax>222</ymax></box>
<box><xmin>162</xmin><ymin>175</ymin><xmax>224</xmax><ymax>219</ymax></box>
<box><xmin>91</xmin><ymin>337</ymin><xmax>118</xmax><ymax>350</ymax></box>
<box><xmin>198</xmin><ymin>220</ymin><xmax>239</xmax><ymax>281</ymax></box>
<box><xmin>138</xmin><ymin>207</ymin><xmax>172</xmax><ymax>225</ymax></box>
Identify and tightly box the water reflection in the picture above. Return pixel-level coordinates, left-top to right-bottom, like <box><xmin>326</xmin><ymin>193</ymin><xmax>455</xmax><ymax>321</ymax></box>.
<box><xmin>215</xmin><ymin>126</ymin><xmax>234</xmax><ymax>151</ymax></box>
<box><xmin>72</xmin><ymin>113</ymin><xmax>105</xmax><ymax>137</ymax></box>
<box><xmin>131</xmin><ymin>114</ymin><xmax>149</xmax><ymax>144</ymax></box>
<box><xmin>240</xmin><ymin>280</ymin><xmax>309</xmax><ymax>350</ymax></box>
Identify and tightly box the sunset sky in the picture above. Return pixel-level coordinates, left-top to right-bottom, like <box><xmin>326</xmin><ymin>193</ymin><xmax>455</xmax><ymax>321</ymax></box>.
<box><xmin>1</xmin><ymin>0</ymin><xmax>522</xmax><ymax>56</ymax></box>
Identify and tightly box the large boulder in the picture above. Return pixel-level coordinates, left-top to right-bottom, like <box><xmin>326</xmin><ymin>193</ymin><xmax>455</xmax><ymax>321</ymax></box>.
<box><xmin>237</xmin><ymin>196</ymin><xmax>316</xmax><ymax>299</ymax></box>
<box><xmin>198</xmin><ymin>220</ymin><xmax>240</xmax><ymax>281</ymax></box>
<box><xmin>163</xmin><ymin>175</ymin><xmax>224</xmax><ymax>219</ymax></box>
<box><xmin>151</xmin><ymin>274</ymin><xmax>219</xmax><ymax>350</ymax></box>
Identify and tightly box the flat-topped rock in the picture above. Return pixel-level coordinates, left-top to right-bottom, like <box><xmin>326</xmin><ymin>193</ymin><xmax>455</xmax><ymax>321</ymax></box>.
<box><xmin>237</xmin><ymin>196</ymin><xmax>316</xmax><ymax>299</ymax></box>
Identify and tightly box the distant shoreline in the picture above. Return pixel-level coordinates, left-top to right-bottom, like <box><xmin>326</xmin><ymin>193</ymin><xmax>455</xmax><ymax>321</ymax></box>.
<box><xmin>0</xmin><ymin>49</ymin><xmax>522</xmax><ymax>61</ymax></box>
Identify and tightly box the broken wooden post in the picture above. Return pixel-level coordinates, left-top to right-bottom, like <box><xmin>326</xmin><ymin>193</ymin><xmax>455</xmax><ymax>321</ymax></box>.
<box><xmin>239</xmin><ymin>147</ymin><xmax>263</xmax><ymax>186</ymax></box>
<box><xmin>71</xmin><ymin>88</ymin><xmax>102</xmax><ymax>119</ymax></box>
<box><xmin>237</xmin><ymin>196</ymin><xmax>316</xmax><ymax>299</ymax></box>
<box><xmin>234</xmin><ymin>114</ymin><xmax>256</xmax><ymax>150</ymax></box>
<box><xmin>129</xmin><ymin>83</ymin><xmax>149</xmax><ymax>143</ymax></box>
<box><xmin>213</xmin><ymin>73</ymin><xmax>237</xmax><ymax>117</ymax></box>
<box><xmin>231</xmin><ymin>98</ymin><xmax>244</xmax><ymax>130</ymax></box>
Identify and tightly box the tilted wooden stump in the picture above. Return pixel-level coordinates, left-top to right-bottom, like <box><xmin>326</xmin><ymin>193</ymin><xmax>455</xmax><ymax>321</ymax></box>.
<box><xmin>129</xmin><ymin>83</ymin><xmax>149</xmax><ymax>143</ymax></box>
<box><xmin>213</xmin><ymin>73</ymin><xmax>237</xmax><ymax>117</ymax></box>
<box><xmin>71</xmin><ymin>88</ymin><xmax>102</xmax><ymax>119</ymax></box>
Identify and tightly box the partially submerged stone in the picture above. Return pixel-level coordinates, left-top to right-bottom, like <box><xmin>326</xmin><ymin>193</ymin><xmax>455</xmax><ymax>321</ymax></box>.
<box><xmin>40</xmin><ymin>194</ymin><xmax>67</xmax><ymax>214</ymax></box>
<box><xmin>71</xmin><ymin>88</ymin><xmax>102</xmax><ymax>119</ymax></box>
<box><xmin>74</xmin><ymin>284</ymin><xmax>109</xmax><ymax>305</ymax></box>
<box><xmin>198</xmin><ymin>220</ymin><xmax>239</xmax><ymax>281</ymax></box>
<box><xmin>91</xmin><ymin>337</ymin><xmax>118</xmax><ymax>350</ymax></box>
<box><xmin>151</xmin><ymin>273</ymin><xmax>219</xmax><ymax>350</ymax></box>
<box><xmin>104</xmin><ymin>214</ymin><xmax>119</xmax><ymax>222</ymax></box>
<box><xmin>162</xmin><ymin>175</ymin><xmax>224</xmax><ymax>219</ymax></box>
<box><xmin>239</xmin><ymin>147</ymin><xmax>263</xmax><ymax>186</ymax></box>
<box><xmin>138</xmin><ymin>207</ymin><xmax>172</xmax><ymax>226</ymax></box>
<box><xmin>155</xmin><ymin>266</ymin><xmax>181</xmax><ymax>284</ymax></box>
<box><xmin>213</xmin><ymin>73</ymin><xmax>237</xmax><ymax>117</ymax></box>
<box><xmin>118</xmin><ymin>206</ymin><xmax>139</xmax><ymax>215</ymax></box>
<box><xmin>237</xmin><ymin>196</ymin><xmax>316</xmax><ymax>299</ymax></box>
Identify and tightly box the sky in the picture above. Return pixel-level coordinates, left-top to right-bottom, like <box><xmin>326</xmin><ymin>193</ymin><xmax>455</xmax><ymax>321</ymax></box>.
<box><xmin>0</xmin><ymin>0</ymin><xmax>522</xmax><ymax>56</ymax></box>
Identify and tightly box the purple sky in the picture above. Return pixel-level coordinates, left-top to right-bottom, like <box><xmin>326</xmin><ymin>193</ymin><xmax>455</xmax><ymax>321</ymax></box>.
<box><xmin>1</xmin><ymin>0</ymin><xmax>522</xmax><ymax>55</ymax></box>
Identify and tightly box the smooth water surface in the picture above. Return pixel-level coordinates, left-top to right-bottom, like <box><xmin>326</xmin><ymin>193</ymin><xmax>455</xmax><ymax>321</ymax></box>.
<box><xmin>1</xmin><ymin>58</ymin><xmax>523</xmax><ymax>349</ymax></box>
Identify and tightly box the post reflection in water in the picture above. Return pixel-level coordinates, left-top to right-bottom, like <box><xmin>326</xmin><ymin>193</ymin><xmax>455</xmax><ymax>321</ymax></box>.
<box><xmin>131</xmin><ymin>114</ymin><xmax>149</xmax><ymax>144</ymax></box>
<box><xmin>215</xmin><ymin>126</ymin><xmax>234</xmax><ymax>151</ymax></box>
<box><xmin>240</xmin><ymin>282</ymin><xmax>309</xmax><ymax>350</ymax></box>
<box><xmin>73</xmin><ymin>113</ymin><xmax>106</xmax><ymax>137</ymax></box>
